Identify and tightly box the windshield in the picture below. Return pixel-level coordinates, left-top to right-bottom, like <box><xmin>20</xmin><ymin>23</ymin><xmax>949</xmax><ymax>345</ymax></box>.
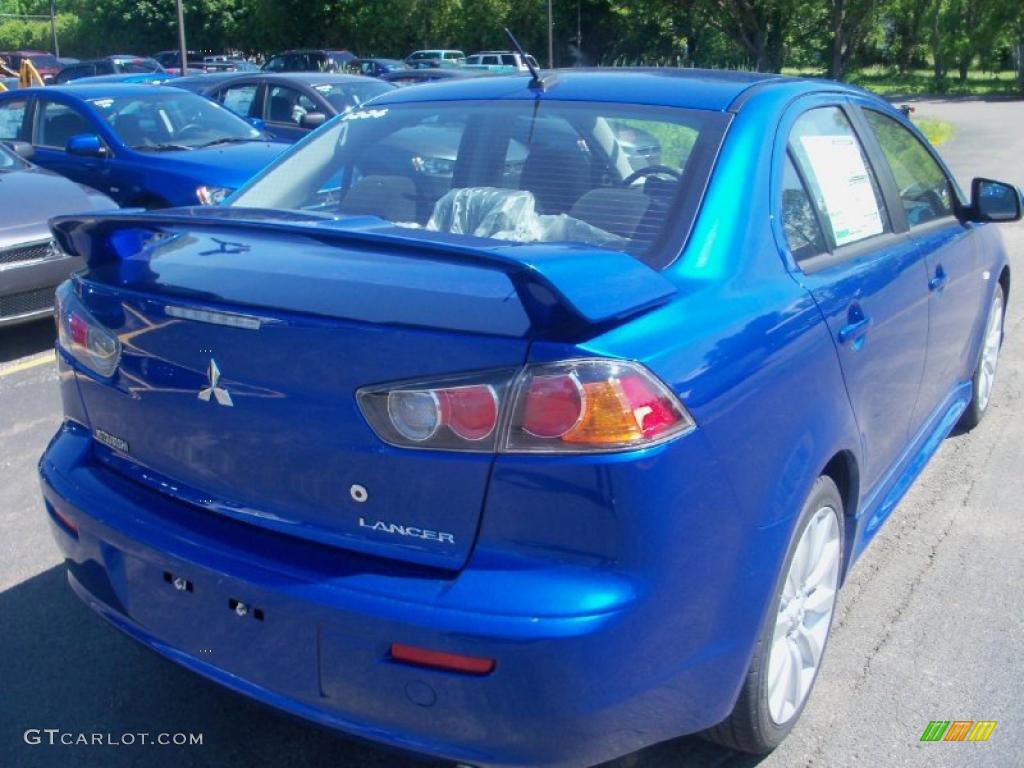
<box><xmin>29</xmin><ymin>54</ymin><xmax>60</xmax><ymax>68</ymax></box>
<box><xmin>87</xmin><ymin>91</ymin><xmax>262</xmax><ymax>150</ymax></box>
<box><xmin>311</xmin><ymin>81</ymin><xmax>393</xmax><ymax>113</ymax></box>
<box><xmin>0</xmin><ymin>143</ymin><xmax>26</xmax><ymax>170</ymax></box>
<box><xmin>230</xmin><ymin>99</ymin><xmax>727</xmax><ymax>264</ymax></box>
<box><xmin>116</xmin><ymin>58</ymin><xmax>162</xmax><ymax>73</ymax></box>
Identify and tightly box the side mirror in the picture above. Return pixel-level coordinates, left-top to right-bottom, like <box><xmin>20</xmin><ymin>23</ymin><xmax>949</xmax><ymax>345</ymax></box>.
<box><xmin>4</xmin><ymin>140</ymin><xmax>34</xmax><ymax>160</ymax></box>
<box><xmin>299</xmin><ymin>112</ymin><xmax>327</xmax><ymax>129</ymax></box>
<box><xmin>65</xmin><ymin>133</ymin><xmax>107</xmax><ymax>158</ymax></box>
<box><xmin>969</xmin><ymin>177</ymin><xmax>1022</xmax><ymax>223</ymax></box>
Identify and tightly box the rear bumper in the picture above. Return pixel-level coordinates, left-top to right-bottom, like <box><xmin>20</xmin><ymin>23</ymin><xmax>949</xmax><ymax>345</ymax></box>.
<box><xmin>39</xmin><ymin>422</ymin><xmax>765</xmax><ymax>767</ymax></box>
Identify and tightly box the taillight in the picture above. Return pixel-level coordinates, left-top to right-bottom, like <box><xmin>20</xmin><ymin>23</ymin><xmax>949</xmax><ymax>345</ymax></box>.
<box><xmin>55</xmin><ymin>281</ymin><xmax>121</xmax><ymax>378</ymax></box>
<box><xmin>357</xmin><ymin>359</ymin><xmax>694</xmax><ymax>454</ymax></box>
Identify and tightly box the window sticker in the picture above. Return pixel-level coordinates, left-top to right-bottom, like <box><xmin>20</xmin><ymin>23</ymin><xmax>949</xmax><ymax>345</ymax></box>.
<box><xmin>799</xmin><ymin>135</ymin><xmax>884</xmax><ymax>247</ymax></box>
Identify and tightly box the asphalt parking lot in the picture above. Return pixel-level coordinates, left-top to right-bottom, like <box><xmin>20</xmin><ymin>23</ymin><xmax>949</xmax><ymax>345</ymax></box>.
<box><xmin>1</xmin><ymin>98</ymin><xmax>1022</xmax><ymax>768</ymax></box>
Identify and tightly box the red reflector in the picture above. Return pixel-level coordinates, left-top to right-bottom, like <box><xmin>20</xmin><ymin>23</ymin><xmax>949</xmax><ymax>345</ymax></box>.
<box><xmin>47</xmin><ymin>502</ymin><xmax>79</xmax><ymax>536</ymax></box>
<box><xmin>389</xmin><ymin>642</ymin><xmax>496</xmax><ymax>675</ymax></box>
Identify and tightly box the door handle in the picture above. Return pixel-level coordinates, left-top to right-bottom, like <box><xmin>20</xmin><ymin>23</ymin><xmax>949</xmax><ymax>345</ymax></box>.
<box><xmin>929</xmin><ymin>266</ymin><xmax>948</xmax><ymax>292</ymax></box>
<box><xmin>838</xmin><ymin>306</ymin><xmax>871</xmax><ymax>345</ymax></box>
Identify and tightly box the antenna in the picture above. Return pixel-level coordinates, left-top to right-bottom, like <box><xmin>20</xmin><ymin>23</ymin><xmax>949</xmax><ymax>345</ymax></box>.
<box><xmin>504</xmin><ymin>27</ymin><xmax>547</xmax><ymax>90</ymax></box>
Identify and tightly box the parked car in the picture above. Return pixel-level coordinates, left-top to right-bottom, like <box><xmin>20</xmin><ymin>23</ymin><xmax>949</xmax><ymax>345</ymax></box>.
<box><xmin>464</xmin><ymin>50</ymin><xmax>539</xmax><ymax>72</ymax></box>
<box><xmin>262</xmin><ymin>49</ymin><xmax>356</xmax><ymax>73</ymax></box>
<box><xmin>350</xmin><ymin>58</ymin><xmax>409</xmax><ymax>78</ymax></box>
<box><xmin>152</xmin><ymin>50</ymin><xmax>209</xmax><ymax>75</ymax></box>
<box><xmin>65</xmin><ymin>72</ymin><xmax>175</xmax><ymax>86</ymax></box>
<box><xmin>0</xmin><ymin>84</ymin><xmax>288</xmax><ymax>208</ymax></box>
<box><xmin>39</xmin><ymin>69</ymin><xmax>1020</xmax><ymax>767</ymax></box>
<box><xmin>379</xmin><ymin>67</ymin><xmax>491</xmax><ymax>86</ymax></box>
<box><xmin>168</xmin><ymin>72</ymin><xmax>394</xmax><ymax>142</ymax></box>
<box><xmin>405</xmin><ymin>49</ymin><xmax>465</xmax><ymax>68</ymax></box>
<box><xmin>0</xmin><ymin>141</ymin><xmax>116</xmax><ymax>327</ymax></box>
<box><xmin>55</xmin><ymin>57</ymin><xmax>166</xmax><ymax>85</ymax></box>
<box><xmin>0</xmin><ymin>50</ymin><xmax>61</xmax><ymax>82</ymax></box>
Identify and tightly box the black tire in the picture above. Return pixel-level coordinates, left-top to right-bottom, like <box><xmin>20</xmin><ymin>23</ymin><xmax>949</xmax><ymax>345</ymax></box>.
<box><xmin>959</xmin><ymin>283</ymin><xmax>1005</xmax><ymax>430</ymax></box>
<box><xmin>703</xmin><ymin>476</ymin><xmax>844</xmax><ymax>754</ymax></box>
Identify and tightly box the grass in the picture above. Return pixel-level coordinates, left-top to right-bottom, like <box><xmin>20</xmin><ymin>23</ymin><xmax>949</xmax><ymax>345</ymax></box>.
<box><xmin>782</xmin><ymin>65</ymin><xmax>1020</xmax><ymax>97</ymax></box>
<box><xmin>912</xmin><ymin>117</ymin><xmax>954</xmax><ymax>147</ymax></box>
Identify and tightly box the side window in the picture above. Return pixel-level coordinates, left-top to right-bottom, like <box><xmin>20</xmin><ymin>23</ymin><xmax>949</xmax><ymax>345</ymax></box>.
<box><xmin>265</xmin><ymin>86</ymin><xmax>316</xmax><ymax>125</ymax></box>
<box><xmin>781</xmin><ymin>154</ymin><xmax>828</xmax><ymax>262</ymax></box>
<box><xmin>789</xmin><ymin>106</ymin><xmax>890</xmax><ymax>249</ymax></box>
<box><xmin>863</xmin><ymin>109</ymin><xmax>954</xmax><ymax>227</ymax></box>
<box><xmin>35</xmin><ymin>102</ymin><xmax>93</xmax><ymax>149</ymax></box>
<box><xmin>220</xmin><ymin>84</ymin><xmax>257</xmax><ymax>118</ymax></box>
<box><xmin>0</xmin><ymin>99</ymin><xmax>28</xmax><ymax>140</ymax></box>
<box><xmin>264</xmin><ymin>56</ymin><xmax>285</xmax><ymax>72</ymax></box>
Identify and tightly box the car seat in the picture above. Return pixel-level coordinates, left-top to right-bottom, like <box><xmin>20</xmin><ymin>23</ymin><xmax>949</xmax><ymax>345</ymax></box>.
<box><xmin>339</xmin><ymin>175</ymin><xmax>418</xmax><ymax>222</ymax></box>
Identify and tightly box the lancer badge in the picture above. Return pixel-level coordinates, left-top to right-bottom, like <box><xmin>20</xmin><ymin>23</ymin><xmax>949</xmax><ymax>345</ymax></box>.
<box><xmin>198</xmin><ymin>359</ymin><xmax>233</xmax><ymax>407</ymax></box>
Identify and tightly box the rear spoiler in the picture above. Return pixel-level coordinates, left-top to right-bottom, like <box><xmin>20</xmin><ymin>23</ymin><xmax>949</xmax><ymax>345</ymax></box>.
<box><xmin>51</xmin><ymin>207</ymin><xmax>677</xmax><ymax>331</ymax></box>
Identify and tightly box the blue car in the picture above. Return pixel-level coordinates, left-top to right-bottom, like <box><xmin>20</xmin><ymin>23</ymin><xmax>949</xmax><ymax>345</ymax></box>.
<box><xmin>0</xmin><ymin>85</ymin><xmax>288</xmax><ymax>207</ymax></box>
<box><xmin>40</xmin><ymin>70</ymin><xmax>1019</xmax><ymax>766</ymax></box>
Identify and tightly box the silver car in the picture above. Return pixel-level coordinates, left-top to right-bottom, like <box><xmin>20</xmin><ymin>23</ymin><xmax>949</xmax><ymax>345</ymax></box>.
<box><xmin>0</xmin><ymin>142</ymin><xmax>116</xmax><ymax>327</ymax></box>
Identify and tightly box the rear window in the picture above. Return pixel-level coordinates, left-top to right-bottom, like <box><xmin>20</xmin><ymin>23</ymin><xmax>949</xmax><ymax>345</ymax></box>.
<box><xmin>311</xmin><ymin>81</ymin><xmax>393</xmax><ymax>113</ymax></box>
<box><xmin>231</xmin><ymin>100</ymin><xmax>727</xmax><ymax>266</ymax></box>
<box><xmin>29</xmin><ymin>54</ymin><xmax>60</xmax><ymax>68</ymax></box>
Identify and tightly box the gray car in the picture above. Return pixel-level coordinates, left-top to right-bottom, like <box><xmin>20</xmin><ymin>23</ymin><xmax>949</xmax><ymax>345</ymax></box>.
<box><xmin>0</xmin><ymin>142</ymin><xmax>117</xmax><ymax>327</ymax></box>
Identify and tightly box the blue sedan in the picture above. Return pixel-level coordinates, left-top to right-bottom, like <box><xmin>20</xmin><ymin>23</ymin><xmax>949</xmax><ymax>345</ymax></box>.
<box><xmin>0</xmin><ymin>85</ymin><xmax>288</xmax><ymax>207</ymax></box>
<box><xmin>40</xmin><ymin>70</ymin><xmax>1019</xmax><ymax>766</ymax></box>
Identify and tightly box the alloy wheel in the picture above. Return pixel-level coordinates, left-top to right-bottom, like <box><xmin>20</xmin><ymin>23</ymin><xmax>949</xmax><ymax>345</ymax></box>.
<box><xmin>766</xmin><ymin>505</ymin><xmax>841</xmax><ymax>725</ymax></box>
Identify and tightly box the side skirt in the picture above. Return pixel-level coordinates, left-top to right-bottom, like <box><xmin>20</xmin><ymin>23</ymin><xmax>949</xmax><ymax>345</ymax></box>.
<box><xmin>847</xmin><ymin>381</ymin><xmax>972</xmax><ymax>567</ymax></box>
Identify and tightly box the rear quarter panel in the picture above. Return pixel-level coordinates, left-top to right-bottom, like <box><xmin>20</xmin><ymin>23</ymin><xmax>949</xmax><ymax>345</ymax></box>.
<box><xmin>473</xmin><ymin>88</ymin><xmax>864</xmax><ymax>725</ymax></box>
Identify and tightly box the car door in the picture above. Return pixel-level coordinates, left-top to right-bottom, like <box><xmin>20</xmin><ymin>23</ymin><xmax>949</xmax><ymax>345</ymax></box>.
<box><xmin>31</xmin><ymin>98</ymin><xmax>103</xmax><ymax>186</ymax></box>
<box><xmin>779</xmin><ymin>103</ymin><xmax>931</xmax><ymax>494</ymax></box>
<box><xmin>858</xmin><ymin>106</ymin><xmax>986</xmax><ymax>428</ymax></box>
<box><xmin>214</xmin><ymin>81</ymin><xmax>261</xmax><ymax>120</ymax></box>
<box><xmin>262</xmin><ymin>84</ymin><xmax>314</xmax><ymax>142</ymax></box>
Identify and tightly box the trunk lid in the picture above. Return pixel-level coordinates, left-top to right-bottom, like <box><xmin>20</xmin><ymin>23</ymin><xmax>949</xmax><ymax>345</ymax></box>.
<box><xmin>56</xmin><ymin>209</ymin><xmax>676</xmax><ymax>569</ymax></box>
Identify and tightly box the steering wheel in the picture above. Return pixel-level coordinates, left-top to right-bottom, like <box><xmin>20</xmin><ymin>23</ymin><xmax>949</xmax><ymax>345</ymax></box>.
<box><xmin>175</xmin><ymin>123</ymin><xmax>205</xmax><ymax>140</ymax></box>
<box><xmin>623</xmin><ymin>164</ymin><xmax>682</xmax><ymax>186</ymax></box>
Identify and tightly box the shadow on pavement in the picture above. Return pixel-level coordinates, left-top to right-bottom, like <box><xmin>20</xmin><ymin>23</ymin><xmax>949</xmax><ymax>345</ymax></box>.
<box><xmin>0</xmin><ymin>564</ymin><xmax>764</xmax><ymax>768</ymax></box>
<box><xmin>0</xmin><ymin>318</ymin><xmax>56</xmax><ymax>365</ymax></box>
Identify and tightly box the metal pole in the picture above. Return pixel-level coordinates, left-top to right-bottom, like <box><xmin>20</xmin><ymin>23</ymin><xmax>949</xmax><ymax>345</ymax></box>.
<box><xmin>50</xmin><ymin>0</ymin><xmax>59</xmax><ymax>57</ymax></box>
<box><xmin>176</xmin><ymin>0</ymin><xmax>188</xmax><ymax>76</ymax></box>
<box><xmin>547</xmin><ymin>0</ymin><xmax>554</xmax><ymax>69</ymax></box>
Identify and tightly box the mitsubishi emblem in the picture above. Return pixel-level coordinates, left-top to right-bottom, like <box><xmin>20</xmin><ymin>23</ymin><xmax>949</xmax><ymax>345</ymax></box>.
<box><xmin>198</xmin><ymin>359</ymin><xmax>233</xmax><ymax>407</ymax></box>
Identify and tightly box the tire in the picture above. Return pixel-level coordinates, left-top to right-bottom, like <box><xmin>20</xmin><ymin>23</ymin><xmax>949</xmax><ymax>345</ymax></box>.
<box><xmin>704</xmin><ymin>476</ymin><xmax>844</xmax><ymax>754</ymax></box>
<box><xmin>959</xmin><ymin>284</ymin><xmax>1005</xmax><ymax>430</ymax></box>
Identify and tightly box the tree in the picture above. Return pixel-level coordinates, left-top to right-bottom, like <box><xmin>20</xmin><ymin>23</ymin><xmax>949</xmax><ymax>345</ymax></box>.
<box><xmin>825</xmin><ymin>0</ymin><xmax>879</xmax><ymax>79</ymax></box>
<box><xmin>699</xmin><ymin>0</ymin><xmax>801</xmax><ymax>72</ymax></box>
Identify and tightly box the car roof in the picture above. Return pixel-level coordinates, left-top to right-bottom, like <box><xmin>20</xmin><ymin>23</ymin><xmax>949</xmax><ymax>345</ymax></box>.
<box><xmin>373</xmin><ymin>68</ymin><xmax>854</xmax><ymax>112</ymax></box>
<box><xmin>171</xmin><ymin>72</ymin><xmax>386</xmax><ymax>89</ymax></box>
<box><xmin>274</xmin><ymin>49</ymin><xmax>350</xmax><ymax>55</ymax></box>
<box><xmin>22</xmin><ymin>84</ymin><xmax>198</xmax><ymax>99</ymax></box>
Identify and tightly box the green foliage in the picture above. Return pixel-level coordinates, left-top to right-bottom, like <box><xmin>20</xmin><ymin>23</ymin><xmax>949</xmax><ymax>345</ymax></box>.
<box><xmin>912</xmin><ymin>117</ymin><xmax>953</xmax><ymax>146</ymax></box>
<box><xmin>618</xmin><ymin>118</ymin><xmax>697</xmax><ymax>167</ymax></box>
<box><xmin>0</xmin><ymin>0</ymin><xmax>1017</xmax><ymax>97</ymax></box>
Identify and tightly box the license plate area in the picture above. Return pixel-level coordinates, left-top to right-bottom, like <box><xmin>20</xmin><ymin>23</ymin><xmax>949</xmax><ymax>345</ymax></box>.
<box><xmin>111</xmin><ymin>550</ymin><xmax>320</xmax><ymax>699</ymax></box>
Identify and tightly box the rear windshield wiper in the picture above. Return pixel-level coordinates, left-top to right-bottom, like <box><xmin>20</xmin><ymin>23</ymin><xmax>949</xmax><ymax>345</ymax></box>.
<box><xmin>133</xmin><ymin>143</ymin><xmax>192</xmax><ymax>152</ymax></box>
